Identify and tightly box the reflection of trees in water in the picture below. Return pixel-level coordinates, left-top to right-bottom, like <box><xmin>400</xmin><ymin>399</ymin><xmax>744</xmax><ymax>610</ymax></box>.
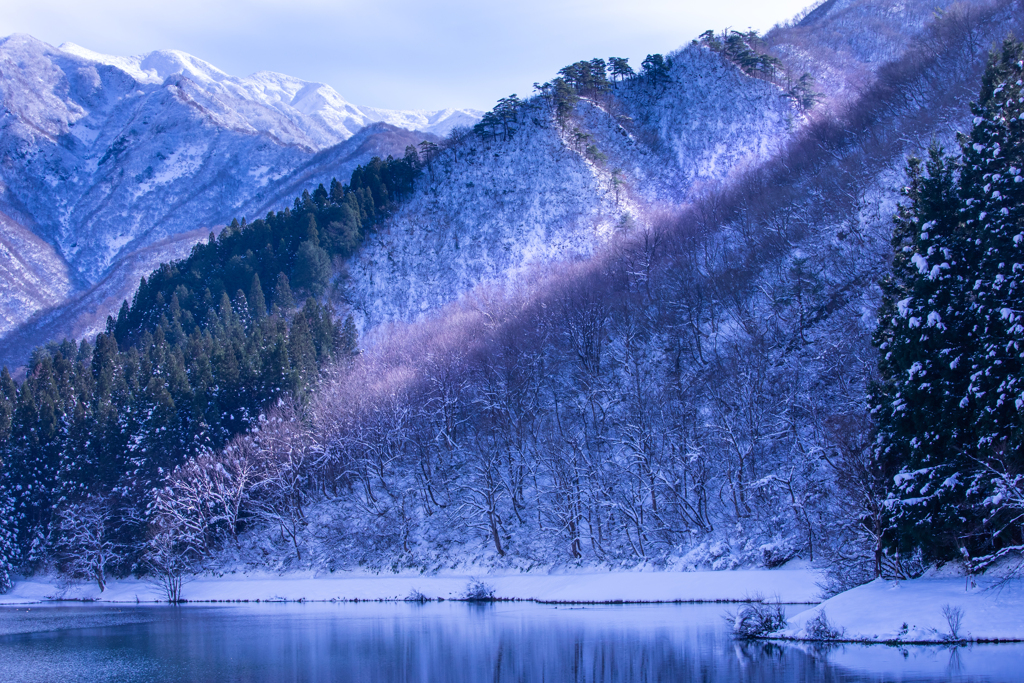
<box><xmin>3</xmin><ymin>605</ymin><xmax>1012</xmax><ymax>683</ymax></box>
<box><xmin>480</xmin><ymin>624</ymin><xmax>843</xmax><ymax>682</ymax></box>
<box><xmin>946</xmin><ymin>644</ymin><xmax>964</xmax><ymax>676</ymax></box>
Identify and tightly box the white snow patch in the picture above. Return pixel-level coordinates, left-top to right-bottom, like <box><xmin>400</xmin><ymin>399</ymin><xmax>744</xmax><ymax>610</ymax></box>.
<box><xmin>779</xmin><ymin>575</ymin><xmax>1024</xmax><ymax>642</ymax></box>
<box><xmin>0</xmin><ymin>567</ymin><xmax>822</xmax><ymax>605</ymax></box>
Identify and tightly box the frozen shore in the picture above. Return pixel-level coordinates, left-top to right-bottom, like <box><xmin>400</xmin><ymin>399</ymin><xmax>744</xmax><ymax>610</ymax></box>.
<box><xmin>0</xmin><ymin>564</ymin><xmax>821</xmax><ymax>605</ymax></box>
<box><xmin>778</xmin><ymin>573</ymin><xmax>1024</xmax><ymax>643</ymax></box>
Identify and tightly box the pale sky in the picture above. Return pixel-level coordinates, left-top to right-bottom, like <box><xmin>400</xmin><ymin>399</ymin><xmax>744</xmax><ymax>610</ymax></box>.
<box><xmin>1</xmin><ymin>0</ymin><xmax>815</xmax><ymax>111</ymax></box>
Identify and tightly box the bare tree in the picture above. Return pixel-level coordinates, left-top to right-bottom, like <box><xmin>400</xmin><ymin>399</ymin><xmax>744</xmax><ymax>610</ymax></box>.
<box><xmin>54</xmin><ymin>496</ymin><xmax>121</xmax><ymax>592</ymax></box>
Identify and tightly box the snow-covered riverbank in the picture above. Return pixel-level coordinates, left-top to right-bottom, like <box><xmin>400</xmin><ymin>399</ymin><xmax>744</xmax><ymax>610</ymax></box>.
<box><xmin>0</xmin><ymin>564</ymin><xmax>821</xmax><ymax>605</ymax></box>
<box><xmin>778</xmin><ymin>573</ymin><xmax>1024</xmax><ymax>643</ymax></box>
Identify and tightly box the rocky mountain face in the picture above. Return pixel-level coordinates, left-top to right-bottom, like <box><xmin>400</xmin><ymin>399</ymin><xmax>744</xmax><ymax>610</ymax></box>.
<box><xmin>0</xmin><ymin>34</ymin><xmax>480</xmax><ymax>364</ymax></box>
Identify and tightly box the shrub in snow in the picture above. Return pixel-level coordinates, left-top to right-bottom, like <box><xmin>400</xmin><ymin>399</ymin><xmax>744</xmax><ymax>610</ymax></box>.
<box><xmin>805</xmin><ymin>610</ymin><xmax>845</xmax><ymax>641</ymax></box>
<box><xmin>941</xmin><ymin>604</ymin><xmax>966</xmax><ymax>642</ymax></box>
<box><xmin>405</xmin><ymin>588</ymin><xmax>429</xmax><ymax>602</ymax></box>
<box><xmin>462</xmin><ymin>579</ymin><xmax>496</xmax><ymax>602</ymax></box>
<box><xmin>759</xmin><ymin>539</ymin><xmax>797</xmax><ymax>568</ymax></box>
<box><xmin>817</xmin><ymin>555</ymin><xmax>875</xmax><ymax>598</ymax></box>
<box><xmin>730</xmin><ymin>595</ymin><xmax>786</xmax><ymax>638</ymax></box>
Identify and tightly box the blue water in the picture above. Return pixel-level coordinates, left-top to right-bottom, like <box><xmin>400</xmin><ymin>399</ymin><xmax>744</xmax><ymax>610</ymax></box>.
<box><xmin>0</xmin><ymin>602</ymin><xmax>1020</xmax><ymax>682</ymax></box>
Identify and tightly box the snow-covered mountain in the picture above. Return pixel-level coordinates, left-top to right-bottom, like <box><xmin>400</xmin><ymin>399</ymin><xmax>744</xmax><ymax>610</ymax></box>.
<box><xmin>348</xmin><ymin>46</ymin><xmax>798</xmax><ymax>329</ymax></box>
<box><xmin>253</xmin><ymin>0</ymin><xmax>1021</xmax><ymax>573</ymax></box>
<box><xmin>343</xmin><ymin>0</ymin><xmax>973</xmax><ymax>331</ymax></box>
<box><xmin>0</xmin><ymin>34</ymin><xmax>481</xmax><ymax>355</ymax></box>
<box><xmin>57</xmin><ymin>42</ymin><xmax>481</xmax><ymax>146</ymax></box>
<box><xmin>3</xmin><ymin>0</ymin><xmax>1023</xmax><ymax>585</ymax></box>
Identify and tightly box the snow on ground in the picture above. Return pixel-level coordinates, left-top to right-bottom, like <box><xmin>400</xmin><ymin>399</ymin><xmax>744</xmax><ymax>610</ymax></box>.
<box><xmin>779</xmin><ymin>574</ymin><xmax>1024</xmax><ymax>643</ymax></box>
<box><xmin>0</xmin><ymin>565</ymin><xmax>821</xmax><ymax>605</ymax></box>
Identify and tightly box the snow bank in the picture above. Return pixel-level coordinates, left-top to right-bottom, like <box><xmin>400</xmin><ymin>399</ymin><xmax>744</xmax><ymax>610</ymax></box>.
<box><xmin>0</xmin><ymin>566</ymin><xmax>821</xmax><ymax>605</ymax></box>
<box><xmin>779</xmin><ymin>575</ymin><xmax>1024</xmax><ymax>643</ymax></box>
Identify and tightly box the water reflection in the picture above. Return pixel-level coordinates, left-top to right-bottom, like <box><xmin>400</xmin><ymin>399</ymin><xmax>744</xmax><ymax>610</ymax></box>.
<box><xmin>0</xmin><ymin>602</ymin><xmax>1020</xmax><ymax>682</ymax></box>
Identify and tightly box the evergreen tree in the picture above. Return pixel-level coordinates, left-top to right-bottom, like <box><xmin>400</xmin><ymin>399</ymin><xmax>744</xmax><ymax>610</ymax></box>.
<box><xmin>873</xmin><ymin>41</ymin><xmax>1024</xmax><ymax>565</ymax></box>
<box><xmin>871</xmin><ymin>149</ymin><xmax>977</xmax><ymax>562</ymax></box>
<box><xmin>294</xmin><ymin>241</ymin><xmax>331</xmax><ymax>297</ymax></box>
<box><xmin>0</xmin><ymin>476</ymin><xmax>13</xmax><ymax>593</ymax></box>
<box><xmin>274</xmin><ymin>272</ymin><xmax>295</xmax><ymax>311</ymax></box>
<box><xmin>288</xmin><ymin>311</ymin><xmax>318</xmax><ymax>398</ymax></box>
<box><xmin>249</xmin><ymin>273</ymin><xmax>267</xmax><ymax>321</ymax></box>
<box><xmin>962</xmin><ymin>39</ymin><xmax>1024</xmax><ymax>462</ymax></box>
<box><xmin>608</xmin><ymin>57</ymin><xmax>634</xmax><ymax>81</ymax></box>
<box><xmin>339</xmin><ymin>314</ymin><xmax>359</xmax><ymax>357</ymax></box>
<box><xmin>959</xmin><ymin>40</ymin><xmax>1024</xmax><ymax>564</ymax></box>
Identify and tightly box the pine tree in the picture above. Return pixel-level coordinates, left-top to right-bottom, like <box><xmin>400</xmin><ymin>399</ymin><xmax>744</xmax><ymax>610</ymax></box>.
<box><xmin>287</xmin><ymin>312</ymin><xmax>317</xmax><ymax>398</ymax></box>
<box><xmin>963</xmin><ymin>39</ymin><xmax>1024</xmax><ymax>461</ymax></box>
<box><xmin>249</xmin><ymin>273</ymin><xmax>267</xmax><ymax>320</ymax></box>
<box><xmin>958</xmin><ymin>40</ymin><xmax>1024</xmax><ymax>564</ymax></box>
<box><xmin>274</xmin><ymin>272</ymin><xmax>295</xmax><ymax>311</ymax></box>
<box><xmin>873</xmin><ymin>41</ymin><xmax>1024</xmax><ymax>565</ymax></box>
<box><xmin>0</xmin><ymin>477</ymin><xmax>14</xmax><ymax>593</ymax></box>
<box><xmin>608</xmin><ymin>57</ymin><xmax>634</xmax><ymax>81</ymax></box>
<box><xmin>294</xmin><ymin>241</ymin><xmax>331</xmax><ymax>298</ymax></box>
<box><xmin>871</xmin><ymin>148</ymin><xmax>977</xmax><ymax>562</ymax></box>
<box><xmin>339</xmin><ymin>314</ymin><xmax>358</xmax><ymax>357</ymax></box>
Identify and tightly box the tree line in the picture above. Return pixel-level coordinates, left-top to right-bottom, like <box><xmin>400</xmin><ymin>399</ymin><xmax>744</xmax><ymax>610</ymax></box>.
<box><xmin>696</xmin><ymin>29</ymin><xmax>817</xmax><ymax>110</ymax></box>
<box><xmin>473</xmin><ymin>54</ymin><xmax>670</xmax><ymax>142</ymax></box>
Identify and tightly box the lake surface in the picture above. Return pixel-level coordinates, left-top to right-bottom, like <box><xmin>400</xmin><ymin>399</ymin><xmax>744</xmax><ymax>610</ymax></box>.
<box><xmin>1</xmin><ymin>602</ymin><xmax>1022</xmax><ymax>682</ymax></box>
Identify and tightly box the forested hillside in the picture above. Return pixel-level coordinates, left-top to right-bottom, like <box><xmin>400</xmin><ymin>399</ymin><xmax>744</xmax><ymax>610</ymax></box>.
<box><xmin>0</xmin><ymin>154</ymin><xmax>421</xmax><ymax>590</ymax></box>
<box><xmin>1</xmin><ymin>0</ymin><xmax>1022</xmax><ymax>595</ymax></box>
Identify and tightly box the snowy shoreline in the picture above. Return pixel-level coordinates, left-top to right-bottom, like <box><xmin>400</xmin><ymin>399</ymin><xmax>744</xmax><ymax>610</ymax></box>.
<box><xmin>0</xmin><ymin>565</ymin><xmax>822</xmax><ymax>606</ymax></box>
<box><xmin>8</xmin><ymin>565</ymin><xmax>1023</xmax><ymax>645</ymax></box>
<box><xmin>773</xmin><ymin>573</ymin><xmax>1024</xmax><ymax>644</ymax></box>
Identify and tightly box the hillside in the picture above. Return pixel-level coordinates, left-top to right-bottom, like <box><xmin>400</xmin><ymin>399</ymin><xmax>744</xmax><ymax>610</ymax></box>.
<box><xmin>349</xmin><ymin>46</ymin><xmax>797</xmax><ymax>328</ymax></box>
<box><xmin>225</xmin><ymin>0</ymin><xmax>1021</xmax><ymax>574</ymax></box>
<box><xmin>0</xmin><ymin>0</ymin><xmax>1022</xmax><ymax>594</ymax></box>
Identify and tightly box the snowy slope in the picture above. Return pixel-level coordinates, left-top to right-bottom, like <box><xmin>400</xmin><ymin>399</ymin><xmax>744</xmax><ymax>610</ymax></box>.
<box><xmin>0</xmin><ymin>34</ymin><xmax>479</xmax><ymax>359</ymax></box>
<box><xmin>345</xmin><ymin>0</ymin><xmax>1005</xmax><ymax>332</ymax></box>
<box><xmin>348</xmin><ymin>46</ymin><xmax>797</xmax><ymax>329</ymax></box>
<box><xmin>767</xmin><ymin>0</ymin><xmax>972</xmax><ymax>109</ymax></box>
<box><xmin>779</xmin><ymin>575</ymin><xmax>1024</xmax><ymax>642</ymax></box>
<box><xmin>261</xmin><ymin>0</ymin><xmax>1020</xmax><ymax>576</ymax></box>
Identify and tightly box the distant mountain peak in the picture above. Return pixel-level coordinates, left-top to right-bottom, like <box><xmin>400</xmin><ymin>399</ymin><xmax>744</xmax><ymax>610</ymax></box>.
<box><xmin>58</xmin><ymin>42</ymin><xmax>231</xmax><ymax>86</ymax></box>
<box><xmin>51</xmin><ymin>39</ymin><xmax>483</xmax><ymax>141</ymax></box>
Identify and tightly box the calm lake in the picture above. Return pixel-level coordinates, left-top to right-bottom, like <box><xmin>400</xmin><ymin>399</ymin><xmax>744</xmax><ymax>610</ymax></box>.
<box><xmin>1</xmin><ymin>602</ymin><xmax>1021</xmax><ymax>682</ymax></box>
